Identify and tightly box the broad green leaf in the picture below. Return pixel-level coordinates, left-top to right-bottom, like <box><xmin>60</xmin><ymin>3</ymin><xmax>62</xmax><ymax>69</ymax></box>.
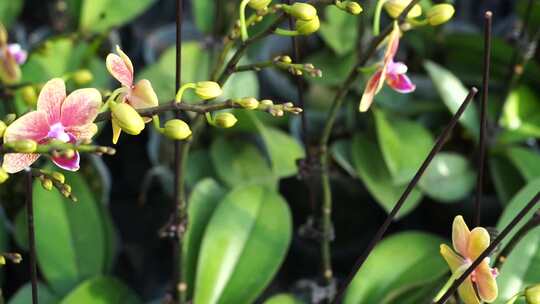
<box><xmin>499</xmin><ymin>86</ymin><xmax>540</xmax><ymax>139</ymax></box>
<box><xmin>194</xmin><ymin>185</ymin><xmax>292</xmax><ymax>304</ymax></box>
<box><xmin>489</xmin><ymin>155</ymin><xmax>525</xmax><ymax>205</ymax></box>
<box><xmin>418</xmin><ymin>152</ymin><xmax>475</xmax><ymax>203</ymax></box>
<box><xmin>33</xmin><ymin>172</ymin><xmax>113</xmax><ymax>295</ymax></box>
<box><xmin>331</xmin><ymin>140</ymin><xmax>357</xmax><ymax>178</ymax></box>
<box><xmin>264</xmin><ymin>294</ymin><xmax>305</xmax><ymax>304</ymax></box>
<box><xmin>0</xmin><ymin>0</ymin><xmax>23</xmax><ymax>27</ymax></box>
<box><xmin>193</xmin><ymin>0</ymin><xmax>215</xmax><ymax>33</ymax></box>
<box><xmin>319</xmin><ymin>6</ymin><xmax>358</xmax><ymax>56</ymax></box>
<box><xmin>79</xmin><ymin>0</ymin><xmax>155</xmax><ymax>33</ymax></box>
<box><xmin>505</xmin><ymin>146</ymin><xmax>540</xmax><ymax>181</ymax></box>
<box><xmin>424</xmin><ymin>60</ymin><xmax>479</xmax><ymax>139</ymax></box>
<box><xmin>305</xmin><ymin>51</ymin><xmax>356</xmax><ymax>85</ymax></box>
<box><xmin>186</xmin><ymin>149</ymin><xmax>218</xmax><ymax>188</ymax></box>
<box><xmin>60</xmin><ymin>277</ymin><xmax>141</xmax><ymax>304</ymax></box>
<box><xmin>343</xmin><ymin>232</ymin><xmax>447</xmax><ymax>304</ymax></box>
<box><xmin>495</xmin><ymin>179</ymin><xmax>540</xmax><ymax>304</ymax></box>
<box><xmin>351</xmin><ymin>135</ymin><xmax>423</xmax><ymax>218</ymax></box>
<box><xmin>374</xmin><ymin>110</ymin><xmax>434</xmax><ymax>184</ymax></box>
<box><xmin>221</xmin><ymin>67</ymin><xmax>259</xmax><ymax>100</ymax></box>
<box><xmin>210</xmin><ymin>136</ymin><xmax>275</xmax><ymax>188</ymax></box>
<box><xmin>183</xmin><ymin>179</ymin><xmax>227</xmax><ymax>297</ymax></box>
<box><xmin>8</xmin><ymin>282</ymin><xmax>59</xmax><ymax>304</ymax></box>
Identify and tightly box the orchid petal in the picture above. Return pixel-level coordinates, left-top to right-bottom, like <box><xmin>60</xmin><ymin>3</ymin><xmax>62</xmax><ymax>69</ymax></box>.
<box><xmin>128</xmin><ymin>79</ymin><xmax>159</xmax><ymax>109</ymax></box>
<box><xmin>106</xmin><ymin>50</ymin><xmax>134</xmax><ymax>87</ymax></box>
<box><xmin>37</xmin><ymin>78</ymin><xmax>66</xmax><ymax>124</ymax></box>
<box><xmin>359</xmin><ymin>70</ymin><xmax>385</xmax><ymax>112</ymax></box>
<box><xmin>65</xmin><ymin>123</ymin><xmax>98</xmax><ymax>141</ymax></box>
<box><xmin>4</xmin><ymin>111</ymin><xmax>49</xmax><ymax>143</ymax></box>
<box><xmin>386</xmin><ymin>73</ymin><xmax>416</xmax><ymax>93</ymax></box>
<box><xmin>383</xmin><ymin>22</ymin><xmax>401</xmax><ymax>65</ymax></box>
<box><xmin>467</xmin><ymin>227</ymin><xmax>490</xmax><ymax>260</ymax></box>
<box><xmin>52</xmin><ymin>151</ymin><xmax>80</xmax><ymax>171</ymax></box>
<box><xmin>457</xmin><ymin>276</ymin><xmax>481</xmax><ymax>304</ymax></box>
<box><xmin>387</xmin><ymin>61</ymin><xmax>408</xmax><ymax>75</ymax></box>
<box><xmin>2</xmin><ymin>153</ymin><xmax>40</xmax><ymax>173</ymax></box>
<box><xmin>452</xmin><ymin>216</ymin><xmax>470</xmax><ymax>258</ymax></box>
<box><xmin>0</xmin><ymin>47</ymin><xmax>21</xmax><ymax>84</ymax></box>
<box><xmin>475</xmin><ymin>260</ymin><xmax>498</xmax><ymax>302</ymax></box>
<box><xmin>112</xmin><ymin>119</ymin><xmax>122</xmax><ymax>144</ymax></box>
<box><xmin>60</xmin><ymin>88</ymin><xmax>102</xmax><ymax>127</ymax></box>
<box><xmin>440</xmin><ymin>244</ymin><xmax>465</xmax><ymax>272</ymax></box>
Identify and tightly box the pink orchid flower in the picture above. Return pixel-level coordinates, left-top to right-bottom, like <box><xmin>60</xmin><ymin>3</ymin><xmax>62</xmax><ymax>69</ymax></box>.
<box><xmin>7</xmin><ymin>44</ymin><xmax>27</xmax><ymax>65</ymax></box>
<box><xmin>359</xmin><ymin>22</ymin><xmax>415</xmax><ymax>112</ymax></box>
<box><xmin>440</xmin><ymin>216</ymin><xmax>498</xmax><ymax>304</ymax></box>
<box><xmin>2</xmin><ymin>78</ymin><xmax>102</xmax><ymax>173</ymax></box>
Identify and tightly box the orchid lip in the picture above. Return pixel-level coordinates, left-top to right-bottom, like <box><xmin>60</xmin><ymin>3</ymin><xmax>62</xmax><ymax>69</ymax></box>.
<box><xmin>47</xmin><ymin>122</ymin><xmax>71</xmax><ymax>143</ymax></box>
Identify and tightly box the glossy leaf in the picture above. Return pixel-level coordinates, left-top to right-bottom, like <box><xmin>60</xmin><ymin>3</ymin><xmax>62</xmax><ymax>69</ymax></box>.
<box><xmin>351</xmin><ymin>135</ymin><xmax>423</xmax><ymax>218</ymax></box>
<box><xmin>424</xmin><ymin>60</ymin><xmax>479</xmax><ymax>139</ymax></box>
<box><xmin>505</xmin><ymin>146</ymin><xmax>540</xmax><ymax>181</ymax></box>
<box><xmin>80</xmin><ymin>0</ymin><xmax>155</xmax><ymax>33</ymax></box>
<box><xmin>59</xmin><ymin>277</ymin><xmax>141</xmax><ymax>304</ymax></box>
<box><xmin>263</xmin><ymin>294</ymin><xmax>305</xmax><ymax>304</ymax></box>
<box><xmin>418</xmin><ymin>152</ymin><xmax>475</xmax><ymax>203</ymax></box>
<box><xmin>331</xmin><ymin>140</ymin><xmax>358</xmax><ymax>178</ymax></box>
<box><xmin>374</xmin><ymin>110</ymin><xmax>434</xmax><ymax>184</ymax></box>
<box><xmin>489</xmin><ymin>155</ymin><xmax>525</xmax><ymax>205</ymax></box>
<box><xmin>495</xmin><ymin>179</ymin><xmax>540</xmax><ymax>304</ymax></box>
<box><xmin>0</xmin><ymin>0</ymin><xmax>23</xmax><ymax>27</ymax></box>
<box><xmin>499</xmin><ymin>86</ymin><xmax>540</xmax><ymax>139</ymax></box>
<box><xmin>343</xmin><ymin>232</ymin><xmax>447</xmax><ymax>304</ymax></box>
<box><xmin>305</xmin><ymin>51</ymin><xmax>356</xmax><ymax>85</ymax></box>
<box><xmin>8</xmin><ymin>282</ymin><xmax>59</xmax><ymax>304</ymax></box>
<box><xmin>183</xmin><ymin>179</ymin><xmax>227</xmax><ymax>297</ymax></box>
<box><xmin>319</xmin><ymin>5</ymin><xmax>358</xmax><ymax>56</ymax></box>
<box><xmin>194</xmin><ymin>185</ymin><xmax>292</xmax><ymax>304</ymax></box>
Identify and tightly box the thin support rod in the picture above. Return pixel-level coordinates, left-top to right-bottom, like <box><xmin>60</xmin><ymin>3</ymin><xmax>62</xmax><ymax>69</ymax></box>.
<box><xmin>26</xmin><ymin>170</ymin><xmax>38</xmax><ymax>304</ymax></box>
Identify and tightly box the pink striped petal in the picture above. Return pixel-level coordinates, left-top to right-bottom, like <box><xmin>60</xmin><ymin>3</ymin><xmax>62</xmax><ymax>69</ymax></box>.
<box><xmin>3</xmin><ymin>111</ymin><xmax>49</xmax><ymax>143</ymax></box>
<box><xmin>65</xmin><ymin>123</ymin><xmax>98</xmax><ymax>141</ymax></box>
<box><xmin>52</xmin><ymin>151</ymin><xmax>80</xmax><ymax>171</ymax></box>
<box><xmin>359</xmin><ymin>70</ymin><xmax>385</xmax><ymax>112</ymax></box>
<box><xmin>37</xmin><ymin>78</ymin><xmax>66</xmax><ymax>124</ymax></box>
<box><xmin>2</xmin><ymin>153</ymin><xmax>40</xmax><ymax>173</ymax></box>
<box><xmin>128</xmin><ymin>79</ymin><xmax>159</xmax><ymax>109</ymax></box>
<box><xmin>106</xmin><ymin>47</ymin><xmax>134</xmax><ymax>87</ymax></box>
<box><xmin>386</xmin><ymin>73</ymin><xmax>416</xmax><ymax>93</ymax></box>
<box><xmin>60</xmin><ymin>88</ymin><xmax>102</xmax><ymax>128</ymax></box>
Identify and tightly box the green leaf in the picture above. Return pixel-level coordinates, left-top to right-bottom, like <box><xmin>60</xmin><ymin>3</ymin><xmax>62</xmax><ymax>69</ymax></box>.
<box><xmin>499</xmin><ymin>86</ymin><xmax>540</xmax><ymax>139</ymax></box>
<box><xmin>351</xmin><ymin>135</ymin><xmax>423</xmax><ymax>218</ymax></box>
<box><xmin>424</xmin><ymin>60</ymin><xmax>479</xmax><ymax>139</ymax></box>
<box><xmin>186</xmin><ymin>149</ymin><xmax>218</xmax><ymax>188</ymax></box>
<box><xmin>305</xmin><ymin>51</ymin><xmax>356</xmax><ymax>85</ymax></box>
<box><xmin>495</xmin><ymin>179</ymin><xmax>540</xmax><ymax>304</ymax></box>
<box><xmin>319</xmin><ymin>6</ymin><xmax>358</xmax><ymax>56</ymax></box>
<box><xmin>331</xmin><ymin>140</ymin><xmax>357</xmax><ymax>178</ymax></box>
<box><xmin>418</xmin><ymin>152</ymin><xmax>475</xmax><ymax>203</ymax></box>
<box><xmin>59</xmin><ymin>277</ymin><xmax>141</xmax><ymax>304</ymax></box>
<box><xmin>79</xmin><ymin>0</ymin><xmax>155</xmax><ymax>33</ymax></box>
<box><xmin>210</xmin><ymin>136</ymin><xmax>276</xmax><ymax>188</ymax></box>
<box><xmin>193</xmin><ymin>0</ymin><xmax>215</xmax><ymax>33</ymax></box>
<box><xmin>183</xmin><ymin>179</ymin><xmax>227</xmax><ymax>297</ymax></box>
<box><xmin>33</xmin><ymin>172</ymin><xmax>113</xmax><ymax>295</ymax></box>
<box><xmin>0</xmin><ymin>0</ymin><xmax>23</xmax><ymax>27</ymax></box>
<box><xmin>8</xmin><ymin>282</ymin><xmax>59</xmax><ymax>304</ymax></box>
<box><xmin>194</xmin><ymin>185</ymin><xmax>292</xmax><ymax>304</ymax></box>
<box><xmin>374</xmin><ymin>110</ymin><xmax>434</xmax><ymax>184</ymax></box>
<box><xmin>505</xmin><ymin>146</ymin><xmax>540</xmax><ymax>181</ymax></box>
<box><xmin>343</xmin><ymin>232</ymin><xmax>447</xmax><ymax>304</ymax></box>
<box><xmin>263</xmin><ymin>294</ymin><xmax>305</xmax><ymax>304</ymax></box>
<box><xmin>489</xmin><ymin>155</ymin><xmax>525</xmax><ymax>205</ymax></box>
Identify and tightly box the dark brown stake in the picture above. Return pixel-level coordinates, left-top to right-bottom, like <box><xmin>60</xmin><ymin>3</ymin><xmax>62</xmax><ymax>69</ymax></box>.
<box><xmin>434</xmin><ymin>191</ymin><xmax>540</xmax><ymax>304</ymax></box>
<box><xmin>333</xmin><ymin>88</ymin><xmax>478</xmax><ymax>304</ymax></box>
<box><xmin>475</xmin><ymin>11</ymin><xmax>492</xmax><ymax>227</ymax></box>
<box><xmin>26</xmin><ymin>170</ymin><xmax>38</xmax><ymax>304</ymax></box>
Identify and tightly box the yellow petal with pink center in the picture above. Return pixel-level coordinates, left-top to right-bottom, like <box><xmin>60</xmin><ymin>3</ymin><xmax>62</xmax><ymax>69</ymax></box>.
<box><xmin>475</xmin><ymin>260</ymin><xmax>498</xmax><ymax>302</ymax></box>
<box><xmin>467</xmin><ymin>227</ymin><xmax>490</xmax><ymax>260</ymax></box>
<box><xmin>452</xmin><ymin>215</ymin><xmax>470</xmax><ymax>257</ymax></box>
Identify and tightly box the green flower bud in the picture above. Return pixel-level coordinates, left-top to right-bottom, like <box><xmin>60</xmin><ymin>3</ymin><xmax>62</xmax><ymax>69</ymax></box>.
<box><xmin>235</xmin><ymin>97</ymin><xmax>259</xmax><ymax>110</ymax></box>
<box><xmin>249</xmin><ymin>0</ymin><xmax>271</xmax><ymax>10</ymax></box>
<box><xmin>51</xmin><ymin>172</ymin><xmax>65</xmax><ymax>184</ymax></box>
<box><xmin>426</xmin><ymin>4</ymin><xmax>455</xmax><ymax>26</ymax></box>
<box><xmin>526</xmin><ymin>284</ymin><xmax>540</xmax><ymax>304</ymax></box>
<box><xmin>214</xmin><ymin>113</ymin><xmax>238</xmax><ymax>128</ymax></box>
<box><xmin>0</xmin><ymin>168</ymin><xmax>8</xmax><ymax>184</ymax></box>
<box><xmin>0</xmin><ymin>256</ymin><xmax>5</xmax><ymax>266</ymax></box>
<box><xmin>4</xmin><ymin>114</ymin><xmax>16</xmax><ymax>125</ymax></box>
<box><xmin>384</xmin><ymin>0</ymin><xmax>422</xmax><ymax>19</ymax></box>
<box><xmin>72</xmin><ymin>69</ymin><xmax>93</xmax><ymax>85</ymax></box>
<box><xmin>164</xmin><ymin>119</ymin><xmax>192</xmax><ymax>140</ymax></box>
<box><xmin>344</xmin><ymin>1</ymin><xmax>363</xmax><ymax>15</ymax></box>
<box><xmin>194</xmin><ymin>81</ymin><xmax>223</xmax><ymax>100</ymax></box>
<box><xmin>110</xmin><ymin>102</ymin><xmax>145</xmax><ymax>135</ymax></box>
<box><xmin>20</xmin><ymin>86</ymin><xmax>37</xmax><ymax>107</ymax></box>
<box><xmin>280</xmin><ymin>55</ymin><xmax>292</xmax><ymax>63</ymax></box>
<box><xmin>284</xmin><ymin>3</ymin><xmax>317</xmax><ymax>21</ymax></box>
<box><xmin>0</xmin><ymin>120</ymin><xmax>6</xmax><ymax>138</ymax></box>
<box><xmin>41</xmin><ymin>178</ymin><xmax>53</xmax><ymax>191</ymax></box>
<box><xmin>12</xmin><ymin>139</ymin><xmax>37</xmax><ymax>153</ymax></box>
<box><xmin>296</xmin><ymin>15</ymin><xmax>320</xmax><ymax>35</ymax></box>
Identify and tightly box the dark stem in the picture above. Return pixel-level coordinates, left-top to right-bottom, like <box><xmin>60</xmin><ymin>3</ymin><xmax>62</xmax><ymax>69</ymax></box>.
<box><xmin>475</xmin><ymin>11</ymin><xmax>492</xmax><ymax>227</ymax></box>
<box><xmin>333</xmin><ymin>88</ymin><xmax>478</xmax><ymax>304</ymax></box>
<box><xmin>25</xmin><ymin>170</ymin><xmax>38</xmax><ymax>304</ymax></box>
<box><xmin>434</xmin><ymin>191</ymin><xmax>540</xmax><ymax>304</ymax></box>
<box><xmin>494</xmin><ymin>210</ymin><xmax>540</xmax><ymax>270</ymax></box>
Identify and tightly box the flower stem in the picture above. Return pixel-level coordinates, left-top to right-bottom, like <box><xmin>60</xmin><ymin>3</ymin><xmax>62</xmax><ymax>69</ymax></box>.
<box><xmin>373</xmin><ymin>0</ymin><xmax>385</xmax><ymax>36</ymax></box>
<box><xmin>239</xmin><ymin>0</ymin><xmax>251</xmax><ymax>41</ymax></box>
<box><xmin>25</xmin><ymin>169</ymin><xmax>38</xmax><ymax>304</ymax></box>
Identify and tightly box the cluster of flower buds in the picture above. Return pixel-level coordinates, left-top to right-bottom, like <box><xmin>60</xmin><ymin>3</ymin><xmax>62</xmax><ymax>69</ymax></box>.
<box><xmin>275</xmin><ymin>3</ymin><xmax>320</xmax><ymax>36</ymax></box>
<box><xmin>0</xmin><ymin>23</ymin><xmax>27</xmax><ymax>85</ymax></box>
<box><xmin>259</xmin><ymin>100</ymin><xmax>302</xmax><ymax>117</ymax></box>
<box><xmin>36</xmin><ymin>169</ymin><xmax>77</xmax><ymax>202</ymax></box>
<box><xmin>273</xmin><ymin>55</ymin><xmax>322</xmax><ymax>77</ymax></box>
<box><xmin>0</xmin><ymin>252</ymin><xmax>22</xmax><ymax>266</ymax></box>
<box><xmin>384</xmin><ymin>0</ymin><xmax>455</xmax><ymax>26</ymax></box>
<box><xmin>335</xmin><ymin>0</ymin><xmax>363</xmax><ymax>15</ymax></box>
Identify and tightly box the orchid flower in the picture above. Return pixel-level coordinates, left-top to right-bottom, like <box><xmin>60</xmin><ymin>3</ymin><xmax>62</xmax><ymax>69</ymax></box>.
<box><xmin>2</xmin><ymin>78</ymin><xmax>102</xmax><ymax>173</ymax></box>
<box><xmin>439</xmin><ymin>216</ymin><xmax>499</xmax><ymax>304</ymax></box>
<box><xmin>106</xmin><ymin>46</ymin><xmax>158</xmax><ymax>143</ymax></box>
<box><xmin>0</xmin><ymin>24</ymin><xmax>26</xmax><ymax>85</ymax></box>
<box><xmin>359</xmin><ymin>22</ymin><xmax>415</xmax><ymax>112</ymax></box>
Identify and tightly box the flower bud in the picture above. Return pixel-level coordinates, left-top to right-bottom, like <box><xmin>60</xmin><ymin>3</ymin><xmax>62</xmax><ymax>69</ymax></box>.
<box><xmin>41</xmin><ymin>178</ymin><xmax>53</xmax><ymax>191</ymax></box>
<box><xmin>280</xmin><ymin>55</ymin><xmax>292</xmax><ymax>63</ymax></box>
<box><xmin>235</xmin><ymin>97</ymin><xmax>259</xmax><ymax>110</ymax></box>
<box><xmin>0</xmin><ymin>48</ymin><xmax>21</xmax><ymax>85</ymax></box>
<box><xmin>63</xmin><ymin>184</ymin><xmax>72</xmax><ymax>194</ymax></box>
<box><xmin>526</xmin><ymin>284</ymin><xmax>540</xmax><ymax>304</ymax></box>
<box><xmin>284</xmin><ymin>3</ymin><xmax>317</xmax><ymax>21</ymax></box>
<box><xmin>0</xmin><ymin>23</ymin><xmax>7</xmax><ymax>45</ymax></box>
<box><xmin>214</xmin><ymin>113</ymin><xmax>238</xmax><ymax>128</ymax></box>
<box><xmin>72</xmin><ymin>69</ymin><xmax>93</xmax><ymax>85</ymax></box>
<box><xmin>194</xmin><ymin>81</ymin><xmax>223</xmax><ymax>100</ymax></box>
<box><xmin>249</xmin><ymin>0</ymin><xmax>271</xmax><ymax>10</ymax></box>
<box><xmin>63</xmin><ymin>149</ymin><xmax>76</xmax><ymax>159</ymax></box>
<box><xmin>4</xmin><ymin>114</ymin><xmax>16</xmax><ymax>125</ymax></box>
<box><xmin>51</xmin><ymin>172</ymin><xmax>65</xmax><ymax>184</ymax></box>
<box><xmin>0</xmin><ymin>168</ymin><xmax>8</xmax><ymax>184</ymax></box>
<box><xmin>296</xmin><ymin>15</ymin><xmax>320</xmax><ymax>35</ymax></box>
<box><xmin>20</xmin><ymin>86</ymin><xmax>37</xmax><ymax>107</ymax></box>
<box><xmin>110</xmin><ymin>102</ymin><xmax>145</xmax><ymax>135</ymax></box>
<box><xmin>0</xmin><ymin>256</ymin><xmax>5</xmax><ymax>266</ymax></box>
<box><xmin>12</xmin><ymin>139</ymin><xmax>37</xmax><ymax>153</ymax></box>
<box><xmin>164</xmin><ymin>119</ymin><xmax>192</xmax><ymax>140</ymax></box>
<box><xmin>0</xmin><ymin>121</ymin><xmax>6</xmax><ymax>137</ymax></box>
<box><xmin>343</xmin><ymin>1</ymin><xmax>363</xmax><ymax>15</ymax></box>
<box><xmin>384</xmin><ymin>0</ymin><xmax>422</xmax><ymax>19</ymax></box>
<box><xmin>426</xmin><ymin>4</ymin><xmax>455</xmax><ymax>26</ymax></box>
